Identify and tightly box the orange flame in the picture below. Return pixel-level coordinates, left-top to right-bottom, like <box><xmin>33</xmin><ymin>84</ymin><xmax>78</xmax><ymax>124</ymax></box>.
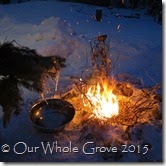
<box><xmin>86</xmin><ymin>81</ymin><xmax>119</xmax><ymax>120</ymax></box>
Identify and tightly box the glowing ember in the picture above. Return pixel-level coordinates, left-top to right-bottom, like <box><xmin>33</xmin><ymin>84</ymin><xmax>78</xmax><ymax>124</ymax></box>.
<box><xmin>86</xmin><ymin>81</ymin><xmax>119</xmax><ymax>120</ymax></box>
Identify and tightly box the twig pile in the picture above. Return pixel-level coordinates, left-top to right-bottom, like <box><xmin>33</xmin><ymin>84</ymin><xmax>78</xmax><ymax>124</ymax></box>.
<box><xmin>62</xmin><ymin>35</ymin><xmax>161</xmax><ymax>127</ymax></box>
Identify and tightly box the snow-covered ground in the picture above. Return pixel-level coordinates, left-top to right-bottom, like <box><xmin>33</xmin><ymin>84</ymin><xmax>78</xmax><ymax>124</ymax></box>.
<box><xmin>0</xmin><ymin>1</ymin><xmax>162</xmax><ymax>87</ymax></box>
<box><xmin>0</xmin><ymin>0</ymin><xmax>162</xmax><ymax>162</ymax></box>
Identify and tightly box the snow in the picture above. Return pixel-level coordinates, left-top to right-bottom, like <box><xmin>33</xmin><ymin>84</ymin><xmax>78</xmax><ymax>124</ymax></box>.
<box><xmin>0</xmin><ymin>1</ymin><xmax>162</xmax><ymax>87</ymax></box>
<box><xmin>0</xmin><ymin>0</ymin><xmax>163</xmax><ymax>163</ymax></box>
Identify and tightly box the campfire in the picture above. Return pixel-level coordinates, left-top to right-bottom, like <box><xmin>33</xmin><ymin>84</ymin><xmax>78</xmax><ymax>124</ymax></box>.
<box><xmin>61</xmin><ymin>35</ymin><xmax>161</xmax><ymax>128</ymax></box>
<box><xmin>62</xmin><ymin>73</ymin><xmax>160</xmax><ymax>128</ymax></box>
<box><xmin>83</xmin><ymin>79</ymin><xmax>119</xmax><ymax>120</ymax></box>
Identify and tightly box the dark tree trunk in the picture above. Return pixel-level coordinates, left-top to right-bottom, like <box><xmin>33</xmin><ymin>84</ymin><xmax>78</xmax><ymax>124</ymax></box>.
<box><xmin>96</xmin><ymin>9</ymin><xmax>102</xmax><ymax>21</ymax></box>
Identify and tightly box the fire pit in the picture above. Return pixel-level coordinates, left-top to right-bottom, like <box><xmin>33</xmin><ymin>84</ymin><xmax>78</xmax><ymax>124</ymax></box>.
<box><xmin>29</xmin><ymin>99</ymin><xmax>75</xmax><ymax>132</ymax></box>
